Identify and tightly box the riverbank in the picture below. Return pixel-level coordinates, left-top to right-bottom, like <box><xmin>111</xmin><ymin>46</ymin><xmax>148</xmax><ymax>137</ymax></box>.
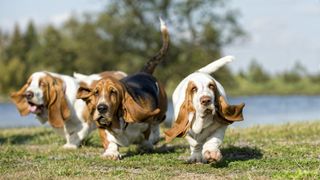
<box><xmin>228</xmin><ymin>76</ymin><xmax>320</xmax><ymax>96</ymax></box>
<box><xmin>1</xmin><ymin>122</ymin><xmax>319</xmax><ymax>179</ymax></box>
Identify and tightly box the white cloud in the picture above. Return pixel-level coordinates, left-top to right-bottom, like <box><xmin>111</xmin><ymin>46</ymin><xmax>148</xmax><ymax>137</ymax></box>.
<box><xmin>49</xmin><ymin>12</ymin><xmax>72</xmax><ymax>27</ymax></box>
<box><xmin>225</xmin><ymin>0</ymin><xmax>320</xmax><ymax>74</ymax></box>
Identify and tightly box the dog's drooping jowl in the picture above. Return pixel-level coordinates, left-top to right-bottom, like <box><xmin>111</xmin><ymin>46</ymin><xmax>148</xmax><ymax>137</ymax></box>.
<box><xmin>165</xmin><ymin>56</ymin><xmax>245</xmax><ymax>163</ymax></box>
<box><xmin>77</xmin><ymin>19</ymin><xmax>169</xmax><ymax>160</ymax></box>
<box><xmin>11</xmin><ymin>71</ymin><xmax>125</xmax><ymax>149</ymax></box>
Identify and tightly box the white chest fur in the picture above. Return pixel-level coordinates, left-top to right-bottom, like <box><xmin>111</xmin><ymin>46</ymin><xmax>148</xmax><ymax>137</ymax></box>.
<box><xmin>106</xmin><ymin>123</ymin><xmax>149</xmax><ymax>147</ymax></box>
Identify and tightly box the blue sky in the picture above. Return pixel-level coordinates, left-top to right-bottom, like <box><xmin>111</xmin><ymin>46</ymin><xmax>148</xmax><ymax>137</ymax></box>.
<box><xmin>0</xmin><ymin>0</ymin><xmax>319</xmax><ymax>74</ymax></box>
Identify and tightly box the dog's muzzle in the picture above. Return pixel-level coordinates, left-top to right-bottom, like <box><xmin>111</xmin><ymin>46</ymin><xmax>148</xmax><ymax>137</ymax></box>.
<box><xmin>96</xmin><ymin>115</ymin><xmax>112</xmax><ymax>128</ymax></box>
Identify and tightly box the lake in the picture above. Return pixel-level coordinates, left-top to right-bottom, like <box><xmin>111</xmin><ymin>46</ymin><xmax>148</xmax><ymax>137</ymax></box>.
<box><xmin>1</xmin><ymin>96</ymin><xmax>320</xmax><ymax>128</ymax></box>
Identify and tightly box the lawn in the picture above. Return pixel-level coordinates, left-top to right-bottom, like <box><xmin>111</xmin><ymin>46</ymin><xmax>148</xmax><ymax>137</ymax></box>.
<box><xmin>0</xmin><ymin>122</ymin><xmax>320</xmax><ymax>179</ymax></box>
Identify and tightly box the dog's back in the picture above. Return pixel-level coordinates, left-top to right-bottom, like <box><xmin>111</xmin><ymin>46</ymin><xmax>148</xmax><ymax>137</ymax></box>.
<box><xmin>121</xmin><ymin>73</ymin><xmax>160</xmax><ymax>109</ymax></box>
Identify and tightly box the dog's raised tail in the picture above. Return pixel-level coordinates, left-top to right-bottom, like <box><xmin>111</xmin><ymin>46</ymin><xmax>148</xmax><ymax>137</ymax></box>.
<box><xmin>141</xmin><ymin>17</ymin><xmax>169</xmax><ymax>74</ymax></box>
<box><xmin>197</xmin><ymin>55</ymin><xmax>234</xmax><ymax>74</ymax></box>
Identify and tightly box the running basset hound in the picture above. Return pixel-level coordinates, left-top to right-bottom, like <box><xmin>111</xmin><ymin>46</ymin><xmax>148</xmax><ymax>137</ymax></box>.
<box><xmin>77</xmin><ymin>19</ymin><xmax>169</xmax><ymax>160</ymax></box>
<box><xmin>11</xmin><ymin>71</ymin><xmax>125</xmax><ymax>149</ymax></box>
<box><xmin>165</xmin><ymin>56</ymin><xmax>245</xmax><ymax>163</ymax></box>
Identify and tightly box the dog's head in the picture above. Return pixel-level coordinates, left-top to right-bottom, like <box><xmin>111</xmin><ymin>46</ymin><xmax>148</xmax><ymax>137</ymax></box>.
<box><xmin>77</xmin><ymin>76</ymin><xmax>161</xmax><ymax>128</ymax></box>
<box><xmin>10</xmin><ymin>72</ymin><xmax>70</xmax><ymax>128</ymax></box>
<box><xmin>77</xmin><ymin>77</ymin><xmax>125</xmax><ymax>128</ymax></box>
<box><xmin>180</xmin><ymin>72</ymin><xmax>244</xmax><ymax>121</ymax></box>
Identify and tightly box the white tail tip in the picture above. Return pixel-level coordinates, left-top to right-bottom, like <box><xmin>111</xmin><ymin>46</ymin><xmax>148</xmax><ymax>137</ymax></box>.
<box><xmin>223</xmin><ymin>55</ymin><xmax>235</xmax><ymax>63</ymax></box>
<box><xmin>159</xmin><ymin>17</ymin><xmax>167</xmax><ymax>31</ymax></box>
<box><xmin>197</xmin><ymin>55</ymin><xmax>235</xmax><ymax>74</ymax></box>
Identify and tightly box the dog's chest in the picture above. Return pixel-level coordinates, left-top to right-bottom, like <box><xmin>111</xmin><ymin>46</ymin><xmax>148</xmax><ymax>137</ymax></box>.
<box><xmin>107</xmin><ymin>123</ymin><xmax>149</xmax><ymax>147</ymax></box>
<box><xmin>189</xmin><ymin>119</ymin><xmax>224</xmax><ymax>142</ymax></box>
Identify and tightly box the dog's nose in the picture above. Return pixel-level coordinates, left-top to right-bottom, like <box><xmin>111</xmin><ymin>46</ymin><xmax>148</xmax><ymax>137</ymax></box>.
<box><xmin>25</xmin><ymin>91</ymin><xmax>34</xmax><ymax>100</ymax></box>
<box><xmin>97</xmin><ymin>104</ymin><xmax>108</xmax><ymax>114</ymax></box>
<box><xmin>200</xmin><ymin>96</ymin><xmax>212</xmax><ymax>106</ymax></box>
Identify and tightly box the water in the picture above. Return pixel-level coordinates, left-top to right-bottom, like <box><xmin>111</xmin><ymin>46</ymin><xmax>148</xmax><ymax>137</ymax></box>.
<box><xmin>0</xmin><ymin>103</ymin><xmax>42</xmax><ymax>128</ymax></box>
<box><xmin>227</xmin><ymin>96</ymin><xmax>320</xmax><ymax>128</ymax></box>
<box><xmin>1</xmin><ymin>96</ymin><xmax>320</xmax><ymax>128</ymax></box>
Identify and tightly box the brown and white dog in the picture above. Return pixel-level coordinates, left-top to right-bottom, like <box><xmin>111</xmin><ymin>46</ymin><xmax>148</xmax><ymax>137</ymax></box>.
<box><xmin>165</xmin><ymin>56</ymin><xmax>245</xmax><ymax>163</ymax></box>
<box><xmin>11</xmin><ymin>71</ymin><xmax>125</xmax><ymax>149</ymax></box>
<box><xmin>77</xmin><ymin>19</ymin><xmax>169</xmax><ymax>160</ymax></box>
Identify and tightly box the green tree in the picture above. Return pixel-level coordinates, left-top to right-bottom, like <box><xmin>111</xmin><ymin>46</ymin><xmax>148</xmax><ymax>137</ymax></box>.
<box><xmin>63</xmin><ymin>16</ymin><xmax>110</xmax><ymax>74</ymax></box>
<box><xmin>44</xmin><ymin>25</ymin><xmax>76</xmax><ymax>74</ymax></box>
<box><xmin>309</xmin><ymin>73</ymin><xmax>320</xmax><ymax>83</ymax></box>
<box><xmin>279</xmin><ymin>61</ymin><xmax>307</xmax><ymax>83</ymax></box>
<box><xmin>24</xmin><ymin>21</ymin><xmax>39</xmax><ymax>53</ymax></box>
<box><xmin>93</xmin><ymin>0</ymin><xmax>244</xmax><ymax>90</ymax></box>
<box><xmin>0</xmin><ymin>57</ymin><xmax>27</xmax><ymax>93</ymax></box>
<box><xmin>0</xmin><ymin>0</ymin><xmax>245</xmax><ymax>95</ymax></box>
<box><xmin>6</xmin><ymin>24</ymin><xmax>25</xmax><ymax>60</ymax></box>
<box><xmin>246</xmin><ymin>59</ymin><xmax>270</xmax><ymax>83</ymax></box>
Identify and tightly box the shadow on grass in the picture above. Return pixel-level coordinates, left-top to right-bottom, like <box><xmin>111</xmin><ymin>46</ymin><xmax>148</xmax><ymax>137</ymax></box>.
<box><xmin>81</xmin><ymin>136</ymin><xmax>102</xmax><ymax>148</ymax></box>
<box><xmin>122</xmin><ymin>144</ymin><xmax>189</xmax><ymax>158</ymax></box>
<box><xmin>122</xmin><ymin>137</ymin><xmax>189</xmax><ymax>158</ymax></box>
<box><xmin>212</xmin><ymin>145</ymin><xmax>263</xmax><ymax>168</ymax></box>
<box><xmin>0</xmin><ymin>131</ymin><xmax>51</xmax><ymax>145</ymax></box>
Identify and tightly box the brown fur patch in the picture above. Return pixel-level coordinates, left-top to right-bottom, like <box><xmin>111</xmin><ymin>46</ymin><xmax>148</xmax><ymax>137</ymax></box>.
<box><xmin>98</xmin><ymin>128</ymin><xmax>110</xmax><ymax>150</ymax></box>
<box><xmin>165</xmin><ymin>81</ymin><xmax>196</xmax><ymax>143</ymax></box>
<box><xmin>41</xmin><ymin>74</ymin><xmax>71</xmax><ymax>128</ymax></box>
<box><xmin>213</xmin><ymin>82</ymin><xmax>245</xmax><ymax>123</ymax></box>
<box><xmin>10</xmin><ymin>78</ymin><xmax>32</xmax><ymax>116</ymax></box>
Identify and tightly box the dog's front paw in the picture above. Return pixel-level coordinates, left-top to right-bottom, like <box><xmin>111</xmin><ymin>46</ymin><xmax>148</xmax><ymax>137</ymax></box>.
<box><xmin>101</xmin><ymin>150</ymin><xmax>121</xmax><ymax>160</ymax></box>
<box><xmin>187</xmin><ymin>153</ymin><xmax>203</xmax><ymax>163</ymax></box>
<box><xmin>203</xmin><ymin>149</ymin><xmax>222</xmax><ymax>163</ymax></box>
<box><xmin>63</xmin><ymin>143</ymin><xmax>78</xmax><ymax>149</ymax></box>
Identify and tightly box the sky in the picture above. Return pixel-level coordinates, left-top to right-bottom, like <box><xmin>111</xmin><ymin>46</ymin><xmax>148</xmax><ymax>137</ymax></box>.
<box><xmin>0</xmin><ymin>0</ymin><xmax>319</xmax><ymax>74</ymax></box>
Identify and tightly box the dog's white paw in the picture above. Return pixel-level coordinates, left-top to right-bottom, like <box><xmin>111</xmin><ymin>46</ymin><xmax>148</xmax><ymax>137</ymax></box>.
<box><xmin>203</xmin><ymin>149</ymin><xmax>222</xmax><ymax>163</ymax></box>
<box><xmin>63</xmin><ymin>143</ymin><xmax>78</xmax><ymax>149</ymax></box>
<box><xmin>102</xmin><ymin>150</ymin><xmax>121</xmax><ymax>160</ymax></box>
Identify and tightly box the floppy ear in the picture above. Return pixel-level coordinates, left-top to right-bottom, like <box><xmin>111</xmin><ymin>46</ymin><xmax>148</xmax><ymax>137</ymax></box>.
<box><xmin>76</xmin><ymin>83</ymin><xmax>93</xmax><ymax>102</ymax></box>
<box><xmin>46</xmin><ymin>76</ymin><xmax>71</xmax><ymax>128</ymax></box>
<box><xmin>165</xmin><ymin>81</ymin><xmax>196</xmax><ymax>143</ymax></box>
<box><xmin>76</xmin><ymin>83</ymin><xmax>97</xmax><ymax>122</ymax></box>
<box><xmin>122</xmin><ymin>91</ymin><xmax>160</xmax><ymax>123</ymax></box>
<box><xmin>214</xmin><ymin>85</ymin><xmax>245</xmax><ymax>122</ymax></box>
<box><xmin>10</xmin><ymin>82</ymin><xmax>30</xmax><ymax>116</ymax></box>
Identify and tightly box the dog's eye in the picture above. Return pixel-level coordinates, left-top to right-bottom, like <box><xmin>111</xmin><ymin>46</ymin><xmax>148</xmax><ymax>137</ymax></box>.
<box><xmin>94</xmin><ymin>89</ymin><xmax>99</xmax><ymax>96</ymax></box>
<box><xmin>208</xmin><ymin>83</ymin><xmax>215</xmax><ymax>90</ymax></box>
<box><xmin>39</xmin><ymin>81</ymin><xmax>46</xmax><ymax>87</ymax></box>
<box><xmin>110</xmin><ymin>89</ymin><xmax>117</xmax><ymax>96</ymax></box>
<box><xmin>191</xmin><ymin>87</ymin><xmax>197</xmax><ymax>93</ymax></box>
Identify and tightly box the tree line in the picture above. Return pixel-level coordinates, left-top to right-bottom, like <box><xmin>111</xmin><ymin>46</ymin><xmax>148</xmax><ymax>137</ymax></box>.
<box><xmin>0</xmin><ymin>0</ymin><xmax>319</xmax><ymax>97</ymax></box>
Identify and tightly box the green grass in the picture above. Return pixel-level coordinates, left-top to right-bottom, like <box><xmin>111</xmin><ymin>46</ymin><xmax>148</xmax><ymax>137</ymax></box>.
<box><xmin>1</xmin><ymin>122</ymin><xmax>320</xmax><ymax>179</ymax></box>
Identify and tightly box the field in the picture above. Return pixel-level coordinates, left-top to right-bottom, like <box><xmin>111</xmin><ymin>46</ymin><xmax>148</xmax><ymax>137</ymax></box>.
<box><xmin>1</xmin><ymin>122</ymin><xmax>320</xmax><ymax>179</ymax></box>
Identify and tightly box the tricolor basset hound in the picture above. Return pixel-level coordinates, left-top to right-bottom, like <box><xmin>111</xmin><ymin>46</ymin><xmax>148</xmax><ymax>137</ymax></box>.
<box><xmin>165</xmin><ymin>56</ymin><xmax>245</xmax><ymax>163</ymax></box>
<box><xmin>77</xmin><ymin>19</ymin><xmax>169</xmax><ymax>160</ymax></box>
<box><xmin>10</xmin><ymin>71</ymin><xmax>126</xmax><ymax>149</ymax></box>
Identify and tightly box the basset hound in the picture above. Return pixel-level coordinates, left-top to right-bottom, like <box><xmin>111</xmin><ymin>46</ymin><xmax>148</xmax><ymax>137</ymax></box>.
<box><xmin>77</xmin><ymin>18</ymin><xmax>169</xmax><ymax>160</ymax></box>
<box><xmin>165</xmin><ymin>56</ymin><xmax>245</xmax><ymax>163</ymax></box>
<box><xmin>10</xmin><ymin>71</ymin><xmax>126</xmax><ymax>149</ymax></box>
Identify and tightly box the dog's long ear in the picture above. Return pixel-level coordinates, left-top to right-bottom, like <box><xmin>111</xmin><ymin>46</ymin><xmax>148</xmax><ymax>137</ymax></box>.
<box><xmin>214</xmin><ymin>83</ymin><xmax>245</xmax><ymax>122</ymax></box>
<box><xmin>46</xmin><ymin>76</ymin><xmax>71</xmax><ymax>128</ymax></box>
<box><xmin>165</xmin><ymin>81</ymin><xmax>196</xmax><ymax>143</ymax></box>
<box><xmin>10</xmin><ymin>81</ymin><xmax>30</xmax><ymax>116</ymax></box>
<box><xmin>76</xmin><ymin>82</ymin><xmax>97</xmax><ymax>122</ymax></box>
<box><xmin>76</xmin><ymin>82</ymin><xmax>93</xmax><ymax>102</ymax></box>
<box><xmin>122</xmin><ymin>91</ymin><xmax>160</xmax><ymax>123</ymax></box>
